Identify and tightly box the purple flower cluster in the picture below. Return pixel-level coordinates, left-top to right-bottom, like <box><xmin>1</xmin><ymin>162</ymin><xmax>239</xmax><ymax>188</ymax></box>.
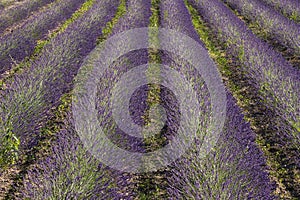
<box><xmin>21</xmin><ymin>0</ymin><xmax>154</xmax><ymax>198</ymax></box>
<box><xmin>160</xmin><ymin>0</ymin><xmax>204</xmax><ymax>47</ymax></box>
<box><xmin>21</xmin><ymin>118</ymin><xmax>124</xmax><ymax>199</ymax></box>
<box><xmin>167</xmin><ymin>93</ymin><xmax>276</xmax><ymax>199</ymax></box>
<box><xmin>0</xmin><ymin>0</ymin><xmax>119</xmax><ymax>156</ymax></box>
<box><xmin>0</xmin><ymin>0</ymin><xmax>24</xmax><ymax>10</ymax></box>
<box><xmin>95</xmin><ymin>51</ymin><xmax>150</xmax><ymax>154</ymax></box>
<box><xmin>0</xmin><ymin>0</ymin><xmax>55</xmax><ymax>34</ymax></box>
<box><xmin>160</xmin><ymin>0</ymin><xmax>212</xmax><ymax>141</ymax></box>
<box><xmin>110</xmin><ymin>0</ymin><xmax>152</xmax><ymax>35</ymax></box>
<box><xmin>189</xmin><ymin>0</ymin><xmax>300</xmax><ymax>145</ymax></box>
<box><xmin>158</xmin><ymin>0</ymin><xmax>276</xmax><ymax>198</ymax></box>
<box><xmin>0</xmin><ymin>0</ymin><xmax>86</xmax><ymax>74</ymax></box>
<box><xmin>223</xmin><ymin>0</ymin><xmax>300</xmax><ymax>55</ymax></box>
<box><xmin>94</xmin><ymin>0</ymin><xmax>152</xmax><ymax>157</ymax></box>
<box><xmin>260</xmin><ymin>0</ymin><xmax>300</xmax><ymax>22</ymax></box>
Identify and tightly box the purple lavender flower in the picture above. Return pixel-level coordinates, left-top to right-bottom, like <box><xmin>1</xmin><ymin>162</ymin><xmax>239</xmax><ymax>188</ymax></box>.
<box><xmin>260</xmin><ymin>0</ymin><xmax>300</xmax><ymax>22</ymax></box>
<box><xmin>21</xmin><ymin>119</ymin><xmax>122</xmax><ymax>199</ymax></box>
<box><xmin>223</xmin><ymin>0</ymin><xmax>300</xmax><ymax>55</ymax></box>
<box><xmin>0</xmin><ymin>0</ymin><xmax>119</xmax><ymax>162</ymax></box>
<box><xmin>167</xmin><ymin>92</ymin><xmax>276</xmax><ymax>199</ymax></box>
<box><xmin>0</xmin><ymin>0</ymin><xmax>86</xmax><ymax>74</ymax></box>
<box><xmin>188</xmin><ymin>0</ymin><xmax>300</xmax><ymax>147</ymax></box>
<box><xmin>0</xmin><ymin>0</ymin><xmax>55</xmax><ymax>34</ymax></box>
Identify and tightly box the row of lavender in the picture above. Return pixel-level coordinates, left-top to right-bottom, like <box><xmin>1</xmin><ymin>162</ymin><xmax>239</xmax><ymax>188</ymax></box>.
<box><xmin>0</xmin><ymin>0</ymin><xmax>55</xmax><ymax>34</ymax></box>
<box><xmin>0</xmin><ymin>0</ymin><xmax>86</xmax><ymax>75</ymax></box>
<box><xmin>188</xmin><ymin>0</ymin><xmax>300</xmax><ymax>148</ymax></box>
<box><xmin>167</xmin><ymin>93</ymin><xmax>276</xmax><ymax>199</ymax></box>
<box><xmin>0</xmin><ymin>0</ymin><xmax>24</xmax><ymax>10</ymax></box>
<box><xmin>0</xmin><ymin>0</ymin><xmax>119</xmax><ymax>169</ymax></box>
<box><xmin>0</xmin><ymin>0</ymin><xmax>290</xmax><ymax>199</ymax></box>
<box><xmin>19</xmin><ymin>0</ymin><xmax>154</xmax><ymax>198</ymax></box>
<box><xmin>73</xmin><ymin>0</ymin><xmax>155</xmax><ymax>198</ymax></box>
<box><xmin>26</xmin><ymin>0</ymin><xmax>277</xmax><ymax>198</ymax></box>
<box><xmin>222</xmin><ymin>0</ymin><xmax>300</xmax><ymax>56</ymax></box>
<box><xmin>22</xmin><ymin>124</ymin><xmax>127</xmax><ymax>199</ymax></box>
<box><xmin>260</xmin><ymin>0</ymin><xmax>300</xmax><ymax>23</ymax></box>
<box><xmin>20</xmin><ymin>0</ymin><xmax>277</xmax><ymax>198</ymax></box>
<box><xmin>159</xmin><ymin>0</ymin><xmax>276</xmax><ymax>198</ymax></box>
<box><xmin>93</xmin><ymin>0</ymin><xmax>152</xmax><ymax>153</ymax></box>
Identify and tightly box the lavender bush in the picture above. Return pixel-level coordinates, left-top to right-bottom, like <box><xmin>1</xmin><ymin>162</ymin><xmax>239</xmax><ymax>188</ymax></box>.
<box><xmin>160</xmin><ymin>0</ymin><xmax>204</xmax><ymax>46</ymax></box>
<box><xmin>0</xmin><ymin>0</ymin><xmax>24</xmax><ymax>10</ymax></box>
<box><xmin>0</xmin><ymin>0</ymin><xmax>119</xmax><ymax>168</ymax></box>
<box><xmin>160</xmin><ymin>0</ymin><xmax>211</xmax><ymax>137</ymax></box>
<box><xmin>21</xmin><ymin>121</ymin><xmax>119</xmax><ymax>199</ymax></box>
<box><xmin>167</xmin><ymin>93</ymin><xmax>276</xmax><ymax>199</ymax></box>
<box><xmin>0</xmin><ymin>0</ymin><xmax>86</xmax><ymax>74</ymax></box>
<box><xmin>94</xmin><ymin>0</ymin><xmax>152</xmax><ymax>152</ymax></box>
<box><xmin>260</xmin><ymin>0</ymin><xmax>300</xmax><ymax>23</ymax></box>
<box><xmin>188</xmin><ymin>0</ymin><xmax>300</xmax><ymax>147</ymax></box>
<box><xmin>223</xmin><ymin>0</ymin><xmax>300</xmax><ymax>55</ymax></box>
<box><xmin>92</xmin><ymin>2</ymin><xmax>153</xmax><ymax>197</ymax></box>
<box><xmin>110</xmin><ymin>0</ymin><xmax>152</xmax><ymax>35</ymax></box>
<box><xmin>159</xmin><ymin>1</ymin><xmax>275</xmax><ymax>198</ymax></box>
<box><xmin>0</xmin><ymin>0</ymin><xmax>55</xmax><ymax>34</ymax></box>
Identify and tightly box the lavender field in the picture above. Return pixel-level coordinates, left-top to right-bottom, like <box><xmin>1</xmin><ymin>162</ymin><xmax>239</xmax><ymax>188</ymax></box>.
<box><xmin>0</xmin><ymin>0</ymin><xmax>299</xmax><ymax>199</ymax></box>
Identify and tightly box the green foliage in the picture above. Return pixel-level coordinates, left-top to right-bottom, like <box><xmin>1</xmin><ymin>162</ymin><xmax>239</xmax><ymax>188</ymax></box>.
<box><xmin>0</xmin><ymin>119</ymin><xmax>20</xmax><ymax>170</ymax></box>
<box><xmin>97</xmin><ymin>0</ymin><xmax>127</xmax><ymax>44</ymax></box>
<box><xmin>34</xmin><ymin>0</ymin><xmax>96</xmax><ymax>55</ymax></box>
<box><xmin>0</xmin><ymin>77</ymin><xmax>45</xmax><ymax>169</ymax></box>
<box><xmin>291</xmin><ymin>122</ymin><xmax>300</xmax><ymax>133</ymax></box>
<box><xmin>48</xmin><ymin>146</ymin><xmax>101</xmax><ymax>199</ymax></box>
<box><xmin>238</xmin><ymin>42</ymin><xmax>245</xmax><ymax>61</ymax></box>
<box><xmin>187</xmin><ymin>1</ymin><xmax>236</xmax><ymax>81</ymax></box>
<box><xmin>59</xmin><ymin>0</ymin><xmax>96</xmax><ymax>32</ymax></box>
<box><xmin>33</xmin><ymin>40</ymin><xmax>48</xmax><ymax>55</ymax></box>
<box><xmin>290</xmin><ymin>11</ymin><xmax>299</xmax><ymax>22</ymax></box>
<box><xmin>0</xmin><ymin>0</ymin><xmax>16</xmax><ymax>8</ymax></box>
<box><xmin>149</xmin><ymin>0</ymin><xmax>160</xmax><ymax>27</ymax></box>
<box><xmin>0</xmin><ymin>0</ymin><xmax>97</xmax><ymax>92</ymax></box>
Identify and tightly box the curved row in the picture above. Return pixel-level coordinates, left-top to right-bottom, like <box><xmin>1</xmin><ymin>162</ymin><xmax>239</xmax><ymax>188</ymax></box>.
<box><xmin>159</xmin><ymin>0</ymin><xmax>275</xmax><ymax>198</ymax></box>
<box><xmin>0</xmin><ymin>0</ymin><xmax>295</xmax><ymax>198</ymax></box>
<box><xmin>167</xmin><ymin>93</ymin><xmax>276</xmax><ymax>199</ymax></box>
<box><xmin>0</xmin><ymin>0</ymin><xmax>55</xmax><ymax>34</ymax></box>
<box><xmin>0</xmin><ymin>0</ymin><xmax>119</xmax><ymax>169</ymax></box>
<box><xmin>223</xmin><ymin>0</ymin><xmax>300</xmax><ymax>55</ymax></box>
<box><xmin>188</xmin><ymin>0</ymin><xmax>300</xmax><ymax>145</ymax></box>
<box><xmin>21</xmin><ymin>126</ymin><xmax>119</xmax><ymax>199</ymax></box>
<box><xmin>0</xmin><ymin>0</ymin><xmax>25</xmax><ymax>10</ymax></box>
<box><xmin>260</xmin><ymin>0</ymin><xmax>300</xmax><ymax>23</ymax></box>
<box><xmin>0</xmin><ymin>0</ymin><xmax>86</xmax><ymax>74</ymax></box>
<box><xmin>92</xmin><ymin>0</ymin><xmax>153</xmax><ymax>197</ymax></box>
<box><xmin>7</xmin><ymin>0</ymin><xmax>154</xmax><ymax>198</ymax></box>
<box><xmin>160</xmin><ymin>0</ymin><xmax>203</xmax><ymax>46</ymax></box>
